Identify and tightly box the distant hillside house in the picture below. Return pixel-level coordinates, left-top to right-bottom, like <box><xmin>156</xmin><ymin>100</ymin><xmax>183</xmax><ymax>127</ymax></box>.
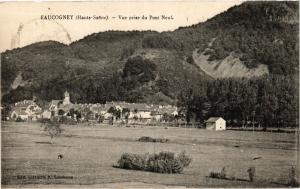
<box><xmin>206</xmin><ymin>117</ymin><xmax>226</xmax><ymax>131</ymax></box>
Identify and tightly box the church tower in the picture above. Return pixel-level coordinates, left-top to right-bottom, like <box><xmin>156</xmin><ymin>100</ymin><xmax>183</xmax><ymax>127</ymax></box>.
<box><xmin>63</xmin><ymin>90</ymin><xmax>70</xmax><ymax>105</ymax></box>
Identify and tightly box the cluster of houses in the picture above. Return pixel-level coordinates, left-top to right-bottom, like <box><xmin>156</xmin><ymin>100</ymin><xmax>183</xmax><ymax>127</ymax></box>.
<box><xmin>9</xmin><ymin>91</ymin><xmax>179</xmax><ymax>124</ymax></box>
<box><xmin>10</xmin><ymin>99</ymin><xmax>43</xmax><ymax>121</ymax></box>
<box><xmin>7</xmin><ymin>91</ymin><xmax>226</xmax><ymax>130</ymax></box>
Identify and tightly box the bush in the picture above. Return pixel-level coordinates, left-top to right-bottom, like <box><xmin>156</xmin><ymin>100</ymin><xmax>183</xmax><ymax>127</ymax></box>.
<box><xmin>117</xmin><ymin>151</ymin><xmax>191</xmax><ymax>174</ymax></box>
<box><xmin>59</xmin><ymin>116</ymin><xmax>77</xmax><ymax>125</ymax></box>
<box><xmin>16</xmin><ymin>117</ymin><xmax>25</xmax><ymax>122</ymax></box>
<box><xmin>177</xmin><ymin>151</ymin><xmax>192</xmax><ymax>167</ymax></box>
<box><xmin>209</xmin><ymin>167</ymin><xmax>226</xmax><ymax>179</ymax></box>
<box><xmin>40</xmin><ymin>118</ymin><xmax>62</xmax><ymax>144</ymax></box>
<box><xmin>138</xmin><ymin>136</ymin><xmax>169</xmax><ymax>143</ymax></box>
<box><xmin>117</xmin><ymin>153</ymin><xmax>146</xmax><ymax>171</ymax></box>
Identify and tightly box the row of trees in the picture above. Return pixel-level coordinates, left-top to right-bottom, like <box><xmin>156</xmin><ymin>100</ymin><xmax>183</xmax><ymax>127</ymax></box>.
<box><xmin>180</xmin><ymin>75</ymin><xmax>298</xmax><ymax>128</ymax></box>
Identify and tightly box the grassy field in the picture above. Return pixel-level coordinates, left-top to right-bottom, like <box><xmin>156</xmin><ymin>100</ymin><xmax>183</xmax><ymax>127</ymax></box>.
<box><xmin>1</xmin><ymin>121</ymin><xmax>299</xmax><ymax>188</ymax></box>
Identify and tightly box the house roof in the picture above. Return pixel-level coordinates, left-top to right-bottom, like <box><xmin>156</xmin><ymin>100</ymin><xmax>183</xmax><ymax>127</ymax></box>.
<box><xmin>154</xmin><ymin>106</ymin><xmax>177</xmax><ymax>115</ymax></box>
<box><xmin>206</xmin><ymin>117</ymin><xmax>224</xmax><ymax>123</ymax></box>
<box><xmin>106</xmin><ymin>102</ymin><xmax>178</xmax><ymax>114</ymax></box>
<box><xmin>90</xmin><ymin>104</ymin><xmax>107</xmax><ymax>113</ymax></box>
<box><xmin>31</xmin><ymin>108</ymin><xmax>43</xmax><ymax>115</ymax></box>
<box><xmin>150</xmin><ymin>110</ymin><xmax>161</xmax><ymax>115</ymax></box>
<box><xmin>50</xmin><ymin>100</ymin><xmax>62</xmax><ymax>107</ymax></box>
<box><xmin>106</xmin><ymin>102</ymin><xmax>153</xmax><ymax>112</ymax></box>
<box><xmin>58</xmin><ymin>103</ymin><xmax>83</xmax><ymax>112</ymax></box>
<box><xmin>14</xmin><ymin>100</ymin><xmax>35</xmax><ymax>108</ymax></box>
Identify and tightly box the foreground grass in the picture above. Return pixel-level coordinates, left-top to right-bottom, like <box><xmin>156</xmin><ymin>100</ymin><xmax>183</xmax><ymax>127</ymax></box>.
<box><xmin>1</xmin><ymin>122</ymin><xmax>299</xmax><ymax>187</ymax></box>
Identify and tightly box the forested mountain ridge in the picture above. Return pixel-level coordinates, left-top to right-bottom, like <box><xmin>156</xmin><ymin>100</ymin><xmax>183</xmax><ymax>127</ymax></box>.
<box><xmin>203</xmin><ymin>1</ymin><xmax>299</xmax><ymax>75</ymax></box>
<box><xmin>1</xmin><ymin>1</ymin><xmax>298</xmax><ymax>109</ymax></box>
<box><xmin>169</xmin><ymin>1</ymin><xmax>299</xmax><ymax>76</ymax></box>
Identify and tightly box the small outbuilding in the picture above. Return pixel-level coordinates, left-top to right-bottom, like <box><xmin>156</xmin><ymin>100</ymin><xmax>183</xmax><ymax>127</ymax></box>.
<box><xmin>206</xmin><ymin>117</ymin><xmax>226</xmax><ymax>131</ymax></box>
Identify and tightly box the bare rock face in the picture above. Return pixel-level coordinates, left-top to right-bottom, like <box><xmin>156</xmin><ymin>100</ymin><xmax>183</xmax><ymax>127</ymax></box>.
<box><xmin>193</xmin><ymin>48</ymin><xmax>269</xmax><ymax>79</ymax></box>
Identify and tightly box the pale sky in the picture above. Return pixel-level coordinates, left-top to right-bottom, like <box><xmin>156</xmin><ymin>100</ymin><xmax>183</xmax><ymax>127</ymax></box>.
<box><xmin>0</xmin><ymin>1</ymin><xmax>242</xmax><ymax>52</ymax></box>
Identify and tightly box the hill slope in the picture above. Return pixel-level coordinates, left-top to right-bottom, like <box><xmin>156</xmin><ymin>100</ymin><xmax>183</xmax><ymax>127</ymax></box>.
<box><xmin>1</xmin><ymin>1</ymin><xmax>298</xmax><ymax>105</ymax></box>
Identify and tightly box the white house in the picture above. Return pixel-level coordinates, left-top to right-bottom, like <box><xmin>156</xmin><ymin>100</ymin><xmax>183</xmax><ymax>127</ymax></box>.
<box><xmin>151</xmin><ymin>111</ymin><xmax>163</xmax><ymax>121</ymax></box>
<box><xmin>49</xmin><ymin>100</ymin><xmax>62</xmax><ymax>115</ymax></box>
<box><xmin>11</xmin><ymin>108</ymin><xmax>28</xmax><ymax>120</ymax></box>
<box><xmin>42</xmin><ymin>110</ymin><xmax>52</xmax><ymax>119</ymax></box>
<box><xmin>104</xmin><ymin>112</ymin><xmax>113</xmax><ymax>119</ymax></box>
<box><xmin>206</xmin><ymin>117</ymin><xmax>226</xmax><ymax>131</ymax></box>
<box><xmin>129</xmin><ymin>110</ymin><xmax>152</xmax><ymax>119</ymax></box>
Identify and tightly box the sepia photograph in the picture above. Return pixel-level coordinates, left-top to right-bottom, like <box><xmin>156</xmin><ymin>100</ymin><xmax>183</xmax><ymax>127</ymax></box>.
<box><xmin>0</xmin><ymin>0</ymin><xmax>299</xmax><ymax>188</ymax></box>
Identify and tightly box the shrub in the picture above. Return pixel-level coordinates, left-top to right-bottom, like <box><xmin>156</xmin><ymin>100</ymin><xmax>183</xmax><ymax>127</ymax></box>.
<box><xmin>209</xmin><ymin>172</ymin><xmax>220</xmax><ymax>179</ymax></box>
<box><xmin>16</xmin><ymin>117</ymin><xmax>25</xmax><ymax>122</ymax></box>
<box><xmin>177</xmin><ymin>151</ymin><xmax>192</xmax><ymax>167</ymax></box>
<box><xmin>117</xmin><ymin>153</ymin><xmax>146</xmax><ymax>170</ymax></box>
<box><xmin>117</xmin><ymin>151</ymin><xmax>191</xmax><ymax>174</ymax></box>
<box><xmin>138</xmin><ymin>136</ymin><xmax>169</xmax><ymax>143</ymax></box>
<box><xmin>209</xmin><ymin>167</ymin><xmax>227</xmax><ymax>179</ymax></box>
<box><xmin>41</xmin><ymin>119</ymin><xmax>62</xmax><ymax>144</ymax></box>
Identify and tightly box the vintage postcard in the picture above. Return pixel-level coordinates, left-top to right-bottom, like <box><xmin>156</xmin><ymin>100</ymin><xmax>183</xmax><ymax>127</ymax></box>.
<box><xmin>0</xmin><ymin>0</ymin><xmax>299</xmax><ymax>188</ymax></box>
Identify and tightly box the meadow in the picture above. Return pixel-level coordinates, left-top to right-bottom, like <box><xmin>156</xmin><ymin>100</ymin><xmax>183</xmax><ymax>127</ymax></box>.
<box><xmin>1</xmin><ymin>121</ymin><xmax>299</xmax><ymax>188</ymax></box>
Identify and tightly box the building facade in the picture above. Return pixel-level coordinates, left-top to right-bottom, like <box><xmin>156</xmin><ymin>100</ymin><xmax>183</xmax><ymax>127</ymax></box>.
<box><xmin>206</xmin><ymin>117</ymin><xmax>226</xmax><ymax>131</ymax></box>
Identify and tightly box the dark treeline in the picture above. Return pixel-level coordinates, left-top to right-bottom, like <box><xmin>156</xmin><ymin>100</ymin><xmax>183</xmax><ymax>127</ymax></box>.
<box><xmin>2</xmin><ymin>55</ymin><xmax>165</xmax><ymax>105</ymax></box>
<box><xmin>179</xmin><ymin>74</ymin><xmax>298</xmax><ymax>128</ymax></box>
<box><xmin>2</xmin><ymin>71</ymin><xmax>298</xmax><ymax>129</ymax></box>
